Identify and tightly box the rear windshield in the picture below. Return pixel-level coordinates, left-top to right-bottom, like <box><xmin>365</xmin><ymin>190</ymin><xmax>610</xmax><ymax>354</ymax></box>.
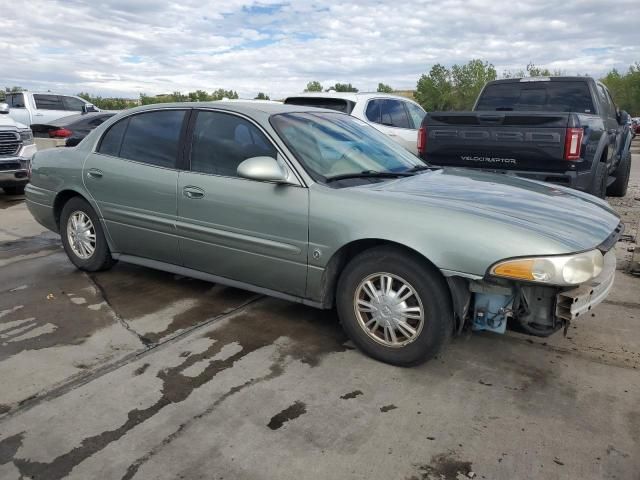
<box><xmin>475</xmin><ymin>81</ymin><xmax>595</xmax><ymax>113</ymax></box>
<box><xmin>284</xmin><ymin>97</ymin><xmax>355</xmax><ymax>114</ymax></box>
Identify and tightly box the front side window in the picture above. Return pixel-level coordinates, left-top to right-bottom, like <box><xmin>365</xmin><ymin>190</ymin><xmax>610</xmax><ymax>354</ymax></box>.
<box><xmin>34</xmin><ymin>94</ymin><xmax>65</xmax><ymax>110</ymax></box>
<box><xmin>271</xmin><ymin>112</ymin><xmax>421</xmax><ymax>182</ymax></box>
<box><xmin>63</xmin><ymin>96</ymin><xmax>86</xmax><ymax>111</ymax></box>
<box><xmin>5</xmin><ymin>93</ymin><xmax>25</xmax><ymax>108</ymax></box>
<box><xmin>190</xmin><ymin>110</ymin><xmax>277</xmax><ymax>177</ymax></box>
<box><xmin>98</xmin><ymin>110</ymin><xmax>185</xmax><ymax>168</ymax></box>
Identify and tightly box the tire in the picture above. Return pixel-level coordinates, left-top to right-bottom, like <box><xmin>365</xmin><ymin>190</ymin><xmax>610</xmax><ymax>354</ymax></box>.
<box><xmin>589</xmin><ymin>162</ymin><xmax>607</xmax><ymax>199</ymax></box>
<box><xmin>336</xmin><ymin>246</ymin><xmax>453</xmax><ymax>366</ymax></box>
<box><xmin>606</xmin><ymin>150</ymin><xmax>631</xmax><ymax>197</ymax></box>
<box><xmin>60</xmin><ymin>196</ymin><xmax>115</xmax><ymax>272</ymax></box>
<box><xmin>3</xmin><ymin>186</ymin><xmax>25</xmax><ymax>195</ymax></box>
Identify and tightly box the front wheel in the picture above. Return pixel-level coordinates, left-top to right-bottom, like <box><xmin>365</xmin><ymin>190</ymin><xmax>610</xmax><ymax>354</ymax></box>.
<box><xmin>60</xmin><ymin>197</ymin><xmax>115</xmax><ymax>272</ymax></box>
<box><xmin>336</xmin><ymin>246</ymin><xmax>453</xmax><ymax>366</ymax></box>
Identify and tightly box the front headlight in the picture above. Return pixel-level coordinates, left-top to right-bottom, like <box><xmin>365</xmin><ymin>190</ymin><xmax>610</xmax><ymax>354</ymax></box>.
<box><xmin>490</xmin><ymin>249</ymin><xmax>604</xmax><ymax>286</ymax></box>
<box><xmin>19</xmin><ymin>129</ymin><xmax>34</xmax><ymax>146</ymax></box>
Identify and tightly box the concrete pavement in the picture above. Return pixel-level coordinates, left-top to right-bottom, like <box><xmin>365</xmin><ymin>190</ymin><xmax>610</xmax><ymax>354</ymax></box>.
<box><xmin>1</xmin><ymin>147</ymin><xmax>639</xmax><ymax>480</ymax></box>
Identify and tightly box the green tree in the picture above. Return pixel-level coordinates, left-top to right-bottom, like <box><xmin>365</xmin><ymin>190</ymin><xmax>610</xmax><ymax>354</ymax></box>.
<box><xmin>377</xmin><ymin>83</ymin><xmax>394</xmax><ymax>93</ymax></box>
<box><xmin>254</xmin><ymin>92</ymin><xmax>270</xmax><ymax>100</ymax></box>
<box><xmin>602</xmin><ymin>63</ymin><xmax>640</xmax><ymax>116</ymax></box>
<box><xmin>328</xmin><ymin>83</ymin><xmax>358</xmax><ymax>92</ymax></box>
<box><xmin>415</xmin><ymin>64</ymin><xmax>454</xmax><ymax>111</ymax></box>
<box><xmin>450</xmin><ymin>59</ymin><xmax>497</xmax><ymax>110</ymax></box>
<box><xmin>304</xmin><ymin>81</ymin><xmax>323</xmax><ymax>92</ymax></box>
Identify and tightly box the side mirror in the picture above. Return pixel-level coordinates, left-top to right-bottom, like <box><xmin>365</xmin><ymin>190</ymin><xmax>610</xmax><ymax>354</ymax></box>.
<box><xmin>237</xmin><ymin>156</ymin><xmax>291</xmax><ymax>183</ymax></box>
<box><xmin>81</xmin><ymin>104</ymin><xmax>97</xmax><ymax>113</ymax></box>
<box><xmin>0</xmin><ymin>103</ymin><xmax>9</xmax><ymax>114</ymax></box>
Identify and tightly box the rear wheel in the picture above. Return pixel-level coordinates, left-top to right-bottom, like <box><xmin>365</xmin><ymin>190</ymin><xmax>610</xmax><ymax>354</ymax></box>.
<box><xmin>60</xmin><ymin>197</ymin><xmax>115</xmax><ymax>272</ymax></box>
<box><xmin>606</xmin><ymin>150</ymin><xmax>631</xmax><ymax>197</ymax></box>
<box><xmin>3</xmin><ymin>186</ymin><xmax>25</xmax><ymax>195</ymax></box>
<box><xmin>589</xmin><ymin>162</ymin><xmax>607</xmax><ymax>198</ymax></box>
<box><xmin>336</xmin><ymin>246</ymin><xmax>452</xmax><ymax>366</ymax></box>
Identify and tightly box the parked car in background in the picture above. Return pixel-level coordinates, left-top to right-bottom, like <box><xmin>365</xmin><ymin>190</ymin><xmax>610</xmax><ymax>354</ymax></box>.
<box><xmin>26</xmin><ymin>102</ymin><xmax>622</xmax><ymax>366</ymax></box>
<box><xmin>284</xmin><ymin>92</ymin><xmax>425</xmax><ymax>154</ymax></box>
<box><xmin>3</xmin><ymin>91</ymin><xmax>99</xmax><ymax>128</ymax></box>
<box><xmin>0</xmin><ymin>103</ymin><xmax>36</xmax><ymax>195</ymax></box>
<box><xmin>32</xmin><ymin>112</ymin><xmax>116</xmax><ymax>147</ymax></box>
<box><xmin>632</xmin><ymin>117</ymin><xmax>640</xmax><ymax>136</ymax></box>
<box><xmin>420</xmin><ymin>77</ymin><xmax>633</xmax><ymax>197</ymax></box>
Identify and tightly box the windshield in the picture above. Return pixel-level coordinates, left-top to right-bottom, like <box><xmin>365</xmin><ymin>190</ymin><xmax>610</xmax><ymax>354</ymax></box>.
<box><xmin>270</xmin><ymin>112</ymin><xmax>422</xmax><ymax>183</ymax></box>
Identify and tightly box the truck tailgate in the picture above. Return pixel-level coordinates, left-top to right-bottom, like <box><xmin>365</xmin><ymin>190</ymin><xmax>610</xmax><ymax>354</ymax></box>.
<box><xmin>425</xmin><ymin>112</ymin><xmax>571</xmax><ymax>172</ymax></box>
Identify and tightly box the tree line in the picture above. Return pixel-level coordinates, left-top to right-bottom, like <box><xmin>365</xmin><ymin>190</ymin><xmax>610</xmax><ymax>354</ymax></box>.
<box><xmin>2</xmin><ymin>61</ymin><xmax>639</xmax><ymax>114</ymax></box>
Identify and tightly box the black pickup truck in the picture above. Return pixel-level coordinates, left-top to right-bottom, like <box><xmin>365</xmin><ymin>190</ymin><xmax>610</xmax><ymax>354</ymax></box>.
<box><xmin>419</xmin><ymin>77</ymin><xmax>633</xmax><ymax>197</ymax></box>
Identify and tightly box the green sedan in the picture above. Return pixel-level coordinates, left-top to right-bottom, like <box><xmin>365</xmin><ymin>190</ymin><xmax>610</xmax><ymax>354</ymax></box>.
<box><xmin>25</xmin><ymin>102</ymin><xmax>623</xmax><ymax>366</ymax></box>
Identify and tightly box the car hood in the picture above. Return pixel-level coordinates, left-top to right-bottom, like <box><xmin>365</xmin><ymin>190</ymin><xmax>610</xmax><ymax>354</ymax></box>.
<box><xmin>0</xmin><ymin>115</ymin><xmax>27</xmax><ymax>129</ymax></box>
<box><xmin>354</xmin><ymin>168</ymin><xmax>621</xmax><ymax>251</ymax></box>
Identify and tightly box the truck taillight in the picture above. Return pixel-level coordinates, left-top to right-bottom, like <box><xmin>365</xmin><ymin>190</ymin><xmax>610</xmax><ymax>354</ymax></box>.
<box><xmin>564</xmin><ymin>127</ymin><xmax>583</xmax><ymax>161</ymax></box>
<box><xmin>417</xmin><ymin>126</ymin><xmax>427</xmax><ymax>156</ymax></box>
<box><xmin>49</xmin><ymin>128</ymin><xmax>73</xmax><ymax>138</ymax></box>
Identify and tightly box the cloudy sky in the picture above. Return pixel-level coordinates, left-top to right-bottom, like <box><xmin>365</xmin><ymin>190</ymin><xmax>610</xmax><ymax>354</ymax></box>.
<box><xmin>3</xmin><ymin>0</ymin><xmax>638</xmax><ymax>99</ymax></box>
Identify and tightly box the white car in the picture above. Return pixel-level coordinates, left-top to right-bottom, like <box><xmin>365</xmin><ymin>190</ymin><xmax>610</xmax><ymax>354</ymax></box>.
<box><xmin>0</xmin><ymin>103</ymin><xmax>36</xmax><ymax>195</ymax></box>
<box><xmin>284</xmin><ymin>92</ymin><xmax>426</xmax><ymax>154</ymax></box>
<box><xmin>3</xmin><ymin>91</ymin><xmax>99</xmax><ymax>127</ymax></box>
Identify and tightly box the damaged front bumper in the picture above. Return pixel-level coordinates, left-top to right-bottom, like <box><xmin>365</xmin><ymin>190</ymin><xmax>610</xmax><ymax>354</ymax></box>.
<box><xmin>555</xmin><ymin>249</ymin><xmax>616</xmax><ymax>321</ymax></box>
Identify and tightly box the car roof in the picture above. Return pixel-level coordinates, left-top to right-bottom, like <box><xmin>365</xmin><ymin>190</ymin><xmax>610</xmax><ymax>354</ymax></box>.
<box><xmin>284</xmin><ymin>92</ymin><xmax>417</xmax><ymax>103</ymax></box>
<box><xmin>120</xmin><ymin>100</ymin><xmax>337</xmax><ymax>117</ymax></box>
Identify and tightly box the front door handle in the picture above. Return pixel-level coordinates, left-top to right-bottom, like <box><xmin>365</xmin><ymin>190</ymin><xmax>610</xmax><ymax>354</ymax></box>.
<box><xmin>183</xmin><ymin>186</ymin><xmax>204</xmax><ymax>199</ymax></box>
<box><xmin>87</xmin><ymin>168</ymin><xmax>103</xmax><ymax>179</ymax></box>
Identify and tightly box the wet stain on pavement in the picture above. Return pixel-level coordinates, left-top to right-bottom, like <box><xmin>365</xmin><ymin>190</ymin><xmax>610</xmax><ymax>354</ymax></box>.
<box><xmin>0</xmin><ymin>433</ymin><xmax>24</xmax><ymax>465</ymax></box>
<box><xmin>340</xmin><ymin>390</ymin><xmax>363</xmax><ymax>400</ymax></box>
<box><xmin>267</xmin><ymin>401</ymin><xmax>307</xmax><ymax>430</ymax></box>
<box><xmin>133</xmin><ymin>363</ymin><xmax>150</xmax><ymax>376</ymax></box>
<box><xmin>0</xmin><ymin>403</ymin><xmax>10</xmax><ymax>415</ymax></box>
<box><xmin>91</xmin><ymin>264</ymin><xmax>257</xmax><ymax>343</ymax></box>
<box><xmin>8</xmin><ymin>298</ymin><xmax>348</xmax><ymax>480</ymax></box>
<box><xmin>380</xmin><ymin>404</ymin><xmax>397</xmax><ymax>413</ymax></box>
<box><xmin>410</xmin><ymin>452</ymin><xmax>473</xmax><ymax>480</ymax></box>
<box><xmin>0</xmin><ymin>233</ymin><xmax>60</xmax><ymax>258</ymax></box>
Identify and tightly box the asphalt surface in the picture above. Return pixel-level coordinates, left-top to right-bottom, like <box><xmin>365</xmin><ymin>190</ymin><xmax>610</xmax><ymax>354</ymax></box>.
<box><xmin>1</xmin><ymin>146</ymin><xmax>639</xmax><ymax>480</ymax></box>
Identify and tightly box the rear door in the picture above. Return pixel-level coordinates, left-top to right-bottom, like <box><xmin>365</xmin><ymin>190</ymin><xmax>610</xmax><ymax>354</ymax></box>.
<box><xmin>177</xmin><ymin>109</ymin><xmax>309</xmax><ymax>296</ymax></box>
<box><xmin>84</xmin><ymin>109</ymin><xmax>188</xmax><ymax>264</ymax></box>
<box><xmin>32</xmin><ymin>94</ymin><xmax>71</xmax><ymax>123</ymax></box>
<box><xmin>596</xmin><ymin>83</ymin><xmax>622</xmax><ymax>164</ymax></box>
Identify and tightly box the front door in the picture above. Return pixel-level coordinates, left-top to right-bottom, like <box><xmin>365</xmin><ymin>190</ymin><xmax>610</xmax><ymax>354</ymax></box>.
<box><xmin>177</xmin><ymin>109</ymin><xmax>309</xmax><ymax>296</ymax></box>
<box><xmin>84</xmin><ymin>109</ymin><xmax>187</xmax><ymax>265</ymax></box>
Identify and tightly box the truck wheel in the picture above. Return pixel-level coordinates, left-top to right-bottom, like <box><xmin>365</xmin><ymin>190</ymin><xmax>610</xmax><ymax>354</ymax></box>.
<box><xmin>336</xmin><ymin>246</ymin><xmax>453</xmax><ymax>366</ymax></box>
<box><xmin>60</xmin><ymin>197</ymin><xmax>116</xmax><ymax>272</ymax></box>
<box><xmin>606</xmin><ymin>150</ymin><xmax>631</xmax><ymax>197</ymax></box>
<box><xmin>589</xmin><ymin>162</ymin><xmax>607</xmax><ymax>199</ymax></box>
<box><xmin>3</xmin><ymin>186</ymin><xmax>25</xmax><ymax>195</ymax></box>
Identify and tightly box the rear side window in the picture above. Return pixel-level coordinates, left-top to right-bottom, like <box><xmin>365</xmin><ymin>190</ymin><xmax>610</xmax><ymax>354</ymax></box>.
<box><xmin>383</xmin><ymin>100</ymin><xmax>411</xmax><ymax>128</ymax></box>
<box><xmin>475</xmin><ymin>81</ymin><xmax>595</xmax><ymax>113</ymax></box>
<box><xmin>34</xmin><ymin>94</ymin><xmax>65</xmax><ymax>110</ymax></box>
<box><xmin>190</xmin><ymin>110</ymin><xmax>277</xmax><ymax>177</ymax></box>
<box><xmin>5</xmin><ymin>93</ymin><xmax>25</xmax><ymax>108</ymax></box>
<box><xmin>62</xmin><ymin>96</ymin><xmax>86</xmax><ymax>111</ymax></box>
<box><xmin>120</xmin><ymin>110</ymin><xmax>185</xmax><ymax>168</ymax></box>
<box><xmin>284</xmin><ymin>97</ymin><xmax>355</xmax><ymax>114</ymax></box>
<box><xmin>98</xmin><ymin>110</ymin><xmax>185</xmax><ymax>168</ymax></box>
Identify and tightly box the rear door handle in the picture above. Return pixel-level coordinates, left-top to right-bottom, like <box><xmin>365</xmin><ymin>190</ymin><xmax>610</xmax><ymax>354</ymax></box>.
<box><xmin>183</xmin><ymin>186</ymin><xmax>204</xmax><ymax>199</ymax></box>
<box><xmin>87</xmin><ymin>168</ymin><xmax>103</xmax><ymax>179</ymax></box>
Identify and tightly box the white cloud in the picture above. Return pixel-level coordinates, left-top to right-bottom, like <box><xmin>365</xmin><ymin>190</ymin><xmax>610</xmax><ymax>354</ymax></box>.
<box><xmin>2</xmin><ymin>0</ymin><xmax>638</xmax><ymax>99</ymax></box>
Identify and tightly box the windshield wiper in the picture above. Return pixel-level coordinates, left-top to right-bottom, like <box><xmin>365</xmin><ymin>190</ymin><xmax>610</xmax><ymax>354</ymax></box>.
<box><xmin>325</xmin><ymin>170</ymin><xmax>414</xmax><ymax>183</ymax></box>
<box><xmin>404</xmin><ymin>164</ymin><xmax>441</xmax><ymax>173</ymax></box>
